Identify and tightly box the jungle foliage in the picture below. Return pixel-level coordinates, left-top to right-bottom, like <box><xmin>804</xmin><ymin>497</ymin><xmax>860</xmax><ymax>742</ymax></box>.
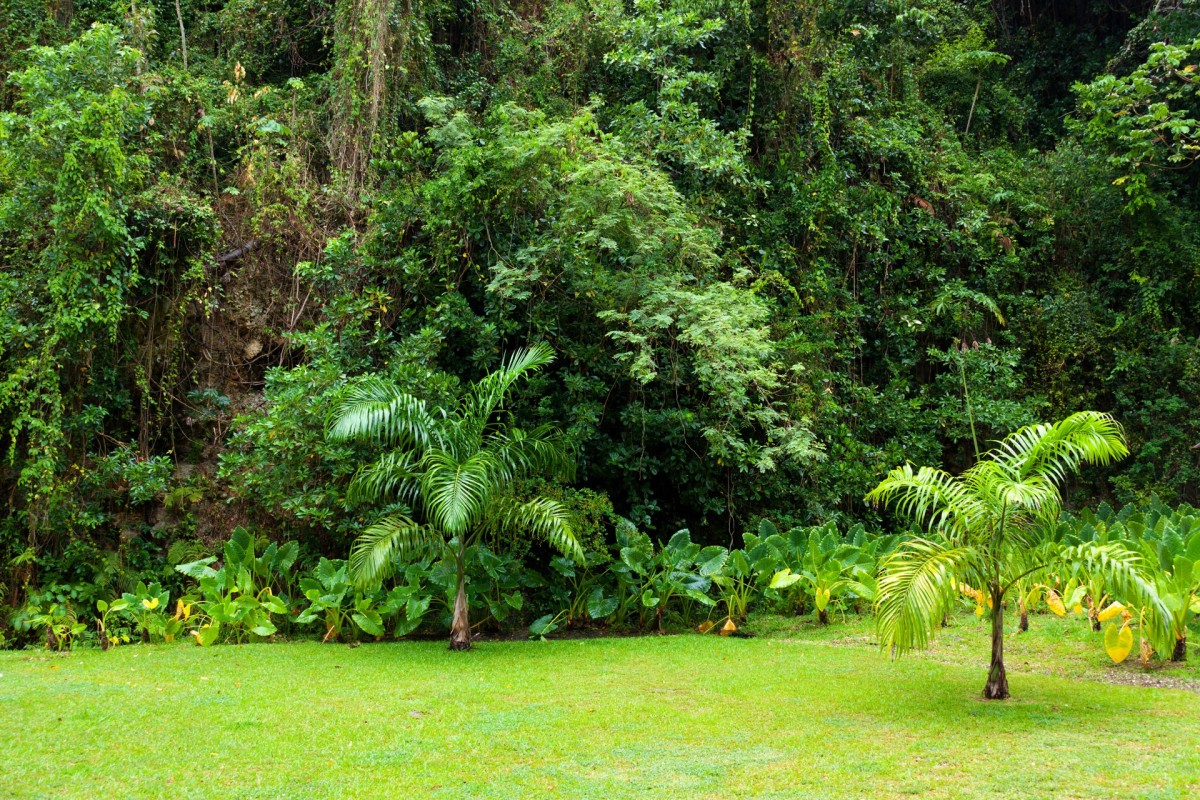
<box><xmin>2</xmin><ymin>0</ymin><xmax>1200</xmax><ymax>642</ymax></box>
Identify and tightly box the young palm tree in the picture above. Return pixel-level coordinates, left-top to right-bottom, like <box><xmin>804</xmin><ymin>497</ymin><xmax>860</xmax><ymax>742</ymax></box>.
<box><xmin>327</xmin><ymin>344</ymin><xmax>583</xmax><ymax>650</ymax></box>
<box><xmin>866</xmin><ymin>411</ymin><xmax>1171</xmax><ymax>699</ymax></box>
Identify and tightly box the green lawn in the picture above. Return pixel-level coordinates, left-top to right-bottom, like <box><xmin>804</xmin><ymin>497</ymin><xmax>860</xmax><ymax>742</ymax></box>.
<box><xmin>2</xmin><ymin>617</ymin><xmax>1198</xmax><ymax>799</ymax></box>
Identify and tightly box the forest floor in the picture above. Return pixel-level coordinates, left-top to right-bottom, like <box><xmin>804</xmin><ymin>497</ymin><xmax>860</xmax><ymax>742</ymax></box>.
<box><xmin>2</xmin><ymin>615</ymin><xmax>1198</xmax><ymax>799</ymax></box>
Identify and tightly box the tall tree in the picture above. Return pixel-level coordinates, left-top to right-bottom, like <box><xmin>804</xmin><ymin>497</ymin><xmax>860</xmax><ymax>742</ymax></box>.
<box><xmin>866</xmin><ymin>411</ymin><xmax>1172</xmax><ymax>699</ymax></box>
<box><xmin>327</xmin><ymin>344</ymin><xmax>583</xmax><ymax>649</ymax></box>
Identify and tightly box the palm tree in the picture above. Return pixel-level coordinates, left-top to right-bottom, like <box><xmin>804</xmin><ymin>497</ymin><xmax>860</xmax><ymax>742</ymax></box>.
<box><xmin>327</xmin><ymin>344</ymin><xmax>583</xmax><ymax>650</ymax></box>
<box><xmin>865</xmin><ymin>411</ymin><xmax>1171</xmax><ymax>699</ymax></box>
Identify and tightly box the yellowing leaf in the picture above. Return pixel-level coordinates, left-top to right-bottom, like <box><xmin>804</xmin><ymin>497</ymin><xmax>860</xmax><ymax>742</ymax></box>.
<box><xmin>1104</xmin><ymin>622</ymin><xmax>1134</xmax><ymax>664</ymax></box>
<box><xmin>720</xmin><ymin>619</ymin><xmax>737</xmax><ymax>636</ymax></box>
<box><xmin>815</xmin><ymin>587</ymin><xmax>831</xmax><ymax>612</ymax></box>
<box><xmin>1097</xmin><ymin>602</ymin><xmax>1125</xmax><ymax>623</ymax></box>
<box><xmin>1046</xmin><ymin>590</ymin><xmax>1066</xmax><ymax>617</ymax></box>
<box><xmin>696</xmin><ymin>620</ymin><xmax>715</xmax><ymax>634</ymax></box>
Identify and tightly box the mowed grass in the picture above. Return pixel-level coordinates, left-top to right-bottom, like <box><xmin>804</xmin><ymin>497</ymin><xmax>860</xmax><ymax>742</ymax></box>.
<box><xmin>2</xmin><ymin>618</ymin><xmax>1199</xmax><ymax>800</ymax></box>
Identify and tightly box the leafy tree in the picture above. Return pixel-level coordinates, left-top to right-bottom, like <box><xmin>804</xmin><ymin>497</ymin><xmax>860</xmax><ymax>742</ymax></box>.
<box><xmin>866</xmin><ymin>411</ymin><xmax>1171</xmax><ymax>699</ymax></box>
<box><xmin>327</xmin><ymin>344</ymin><xmax>583</xmax><ymax>650</ymax></box>
<box><xmin>0</xmin><ymin>24</ymin><xmax>149</xmax><ymax>546</ymax></box>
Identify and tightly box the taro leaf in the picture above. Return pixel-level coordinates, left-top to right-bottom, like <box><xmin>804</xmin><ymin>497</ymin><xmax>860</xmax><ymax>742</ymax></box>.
<box><xmin>315</xmin><ymin>558</ymin><xmax>342</xmax><ymax>590</ymax></box>
<box><xmin>261</xmin><ymin>594</ymin><xmax>288</xmax><ymax>615</ymax></box>
<box><xmin>682</xmin><ymin>588</ymin><xmax>716</xmax><ymax>607</ymax></box>
<box><xmin>770</xmin><ymin>568</ymin><xmax>803</xmax><ymax>589</ymax></box>
<box><xmin>725</xmin><ymin>549</ymin><xmax>751</xmax><ymax>577</ymax></box>
<box><xmin>697</xmin><ymin>546</ymin><xmax>729</xmax><ymax>577</ymax></box>
<box><xmin>175</xmin><ymin>557</ymin><xmax>218</xmax><ymax>580</ymax></box>
<box><xmin>393</xmin><ymin>615</ymin><xmax>423</xmax><ymax>637</ymax></box>
<box><xmin>193</xmin><ymin>622</ymin><xmax>220</xmax><ymax>646</ymax></box>
<box><xmin>1104</xmin><ymin>622</ymin><xmax>1134</xmax><ymax>663</ymax></box>
<box><xmin>529</xmin><ymin>614</ymin><xmax>558</xmax><ymax>637</ymax></box>
<box><xmin>587</xmin><ymin>587</ymin><xmax>618</xmax><ymax>620</ymax></box>
<box><xmin>353</xmin><ymin>611</ymin><xmax>385</xmax><ymax>638</ymax></box>
<box><xmin>273</xmin><ymin>541</ymin><xmax>299</xmax><ymax>574</ymax></box>
<box><xmin>550</xmin><ymin>556</ymin><xmax>576</xmax><ymax>578</ymax></box>
<box><xmin>1045</xmin><ymin>590</ymin><xmax>1066</xmax><ymax>617</ymax></box>
<box><xmin>251</xmin><ymin>618</ymin><xmax>277</xmax><ymax>637</ymax></box>
<box><xmin>665</xmin><ymin>529</ymin><xmax>693</xmax><ymax>553</ymax></box>
<box><xmin>505</xmin><ymin>591</ymin><xmax>524</xmax><ymax>610</ymax></box>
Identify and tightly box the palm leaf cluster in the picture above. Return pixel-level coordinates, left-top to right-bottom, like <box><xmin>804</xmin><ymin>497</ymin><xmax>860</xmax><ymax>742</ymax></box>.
<box><xmin>328</xmin><ymin>344</ymin><xmax>583</xmax><ymax>589</ymax></box>
<box><xmin>867</xmin><ymin>411</ymin><xmax>1173</xmax><ymax>667</ymax></box>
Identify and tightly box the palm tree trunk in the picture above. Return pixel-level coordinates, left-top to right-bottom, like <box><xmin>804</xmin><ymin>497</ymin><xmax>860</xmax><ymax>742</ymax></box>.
<box><xmin>1018</xmin><ymin>598</ymin><xmax>1028</xmax><ymax>633</ymax></box>
<box><xmin>1172</xmin><ymin>635</ymin><xmax>1187</xmax><ymax>662</ymax></box>
<box><xmin>449</xmin><ymin>554</ymin><xmax>471</xmax><ymax>651</ymax></box>
<box><xmin>983</xmin><ymin>585</ymin><xmax>1009</xmax><ymax>700</ymax></box>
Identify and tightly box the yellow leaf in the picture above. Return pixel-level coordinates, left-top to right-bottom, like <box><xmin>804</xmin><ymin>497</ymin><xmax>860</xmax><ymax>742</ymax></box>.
<box><xmin>1046</xmin><ymin>590</ymin><xmax>1066</xmax><ymax>617</ymax></box>
<box><xmin>720</xmin><ymin>619</ymin><xmax>737</xmax><ymax>636</ymax></box>
<box><xmin>1097</xmin><ymin>602</ymin><xmax>1125</xmax><ymax>623</ymax></box>
<box><xmin>696</xmin><ymin>620</ymin><xmax>715</xmax><ymax>634</ymax></box>
<box><xmin>1104</xmin><ymin>622</ymin><xmax>1134</xmax><ymax>664</ymax></box>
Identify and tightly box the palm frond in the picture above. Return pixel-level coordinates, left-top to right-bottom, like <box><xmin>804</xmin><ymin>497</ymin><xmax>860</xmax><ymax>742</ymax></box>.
<box><xmin>1057</xmin><ymin>541</ymin><xmax>1175</xmax><ymax>655</ymax></box>
<box><xmin>421</xmin><ymin>450</ymin><xmax>495</xmax><ymax>536</ymax></box>
<box><xmin>488</xmin><ymin>424</ymin><xmax>576</xmax><ymax>484</ymax></box>
<box><xmin>876</xmin><ymin>539</ymin><xmax>976</xmax><ymax>656</ymax></box>
<box><xmin>345</xmin><ymin>449</ymin><xmax>421</xmax><ymax>507</ymax></box>
<box><xmin>865</xmin><ymin>464</ymin><xmax>985</xmax><ymax>542</ymax></box>
<box><xmin>992</xmin><ymin>411</ymin><xmax>1128</xmax><ymax>486</ymax></box>
<box><xmin>488</xmin><ymin>495</ymin><xmax>584</xmax><ymax>562</ymax></box>
<box><xmin>964</xmin><ymin>461</ymin><xmax>1062</xmax><ymax>526</ymax></box>
<box><xmin>348</xmin><ymin>514</ymin><xmax>438</xmax><ymax>588</ymax></box>
<box><xmin>327</xmin><ymin>377</ymin><xmax>442</xmax><ymax>449</ymax></box>
<box><xmin>461</xmin><ymin>344</ymin><xmax>555</xmax><ymax>426</ymax></box>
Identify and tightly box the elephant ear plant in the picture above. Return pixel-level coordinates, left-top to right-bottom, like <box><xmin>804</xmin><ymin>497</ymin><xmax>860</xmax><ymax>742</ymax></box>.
<box><xmin>866</xmin><ymin>411</ymin><xmax>1172</xmax><ymax>700</ymax></box>
<box><xmin>328</xmin><ymin>344</ymin><xmax>583</xmax><ymax>650</ymax></box>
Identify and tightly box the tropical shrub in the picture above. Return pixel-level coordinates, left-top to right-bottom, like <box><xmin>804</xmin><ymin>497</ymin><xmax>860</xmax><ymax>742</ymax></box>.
<box><xmin>175</xmin><ymin>527</ymin><xmax>293</xmax><ymax>645</ymax></box>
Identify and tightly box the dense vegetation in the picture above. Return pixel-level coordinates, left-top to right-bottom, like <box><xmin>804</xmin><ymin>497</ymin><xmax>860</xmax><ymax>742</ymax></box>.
<box><xmin>2</xmin><ymin>0</ymin><xmax>1200</xmax><ymax>684</ymax></box>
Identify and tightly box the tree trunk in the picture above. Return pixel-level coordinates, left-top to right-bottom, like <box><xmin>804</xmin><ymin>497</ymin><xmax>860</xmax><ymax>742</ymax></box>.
<box><xmin>817</xmin><ymin>608</ymin><xmax>829</xmax><ymax>625</ymax></box>
<box><xmin>98</xmin><ymin>621</ymin><xmax>110</xmax><ymax>652</ymax></box>
<box><xmin>1172</xmin><ymin>635</ymin><xmax>1187</xmax><ymax>662</ymax></box>
<box><xmin>983</xmin><ymin>586</ymin><xmax>1009</xmax><ymax>700</ymax></box>
<box><xmin>1018</xmin><ymin>607</ymin><xmax>1028</xmax><ymax>633</ymax></box>
<box><xmin>449</xmin><ymin>564</ymin><xmax>472</xmax><ymax>651</ymax></box>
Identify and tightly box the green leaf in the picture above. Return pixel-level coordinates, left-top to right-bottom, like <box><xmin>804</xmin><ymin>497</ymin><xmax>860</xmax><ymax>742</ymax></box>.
<box><xmin>697</xmin><ymin>546</ymin><xmax>729</xmax><ymax>577</ymax></box>
<box><xmin>587</xmin><ymin>588</ymin><xmax>619</xmax><ymax>620</ymax></box>
<box><xmin>770</xmin><ymin>568</ymin><xmax>803</xmax><ymax>589</ymax></box>
<box><xmin>194</xmin><ymin>622</ymin><xmax>220</xmax><ymax>646</ymax></box>
<box><xmin>353</xmin><ymin>611</ymin><xmax>385</xmax><ymax>637</ymax></box>
<box><xmin>529</xmin><ymin>614</ymin><xmax>558</xmax><ymax>637</ymax></box>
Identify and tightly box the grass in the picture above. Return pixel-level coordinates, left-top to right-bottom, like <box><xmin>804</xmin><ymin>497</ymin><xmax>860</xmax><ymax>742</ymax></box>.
<box><xmin>2</xmin><ymin>614</ymin><xmax>1198</xmax><ymax>799</ymax></box>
